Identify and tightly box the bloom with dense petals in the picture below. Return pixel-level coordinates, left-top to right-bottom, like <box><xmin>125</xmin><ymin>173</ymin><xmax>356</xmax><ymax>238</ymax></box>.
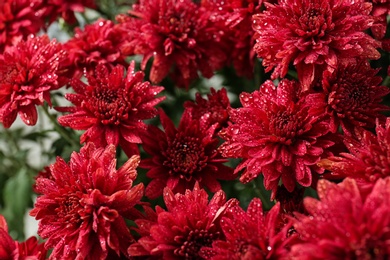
<box><xmin>116</xmin><ymin>0</ymin><xmax>228</xmax><ymax>88</ymax></box>
<box><xmin>253</xmin><ymin>0</ymin><xmax>381</xmax><ymax>90</ymax></box>
<box><xmin>201</xmin><ymin>198</ymin><xmax>295</xmax><ymax>260</ymax></box>
<box><xmin>30</xmin><ymin>143</ymin><xmax>144</xmax><ymax>259</ymax></box>
<box><xmin>140</xmin><ymin>109</ymin><xmax>236</xmax><ymax>199</ymax></box>
<box><xmin>57</xmin><ymin>62</ymin><xmax>165</xmax><ymax>156</ymax></box>
<box><xmin>0</xmin><ymin>0</ymin><xmax>45</xmax><ymax>52</ymax></box>
<box><xmin>62</xmin><ymin>18</ymin><xmax>128</xmax><ymax>79</ymax></box>
<box><xmin>183</xmin><ymin>87</ymin><xmax>231</xmax><ymax>132</ymax></box>
<box><xmin>0</xmin><ymin>34</ymin><xmax>66</xmax><ymax>128</ymax></box>
<box><xmin>128</xmin><ymin>183</ymin><xmax>233</xmax><ymax>259</ymax></box>
<box><xmin>291</xmin><ymin>177</ymin><xmax>390</xmax><ymax>259</ymax></box>
<box><xmin>219</xmin><ymin>79</ymin><xmax>334</xmax><ymax>196</ymax></box>
<box><xmin>0</xmin><ymin>214</ymin><xmax>47</xmax><ymax>260</ymax></box>
<box><xmin>319</xmin><ymin>118</ymin><xmax>390</xmax><ymax>194</ymax></box>
<box><xmin>307</xmin><ymin>60</ymin><xmax>390</xmax><ymax>135</ymax></box>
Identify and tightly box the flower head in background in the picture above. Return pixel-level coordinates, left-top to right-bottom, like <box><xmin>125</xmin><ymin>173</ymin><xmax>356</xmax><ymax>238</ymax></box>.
<box><xmin>369</xmin><ymin>0</ymin><xmax>390</xmax><ymax>40</ymax></box>
<box><xmin>0</xmin><ymin>214</ymin><xmax>47</xmax><ymax>260</ymax></box>
<box><xmin>16</xmin><ymin>237</ymin><xmax>47</xmax><ymax>260</ymax></box>
<box><xmin>33</xmin><ymin>166</ymin><xmax>53</xmax><ymax>194</ymax></box>
<box><xmin>306</xmin><ymin>60</ymin><xmax>390</xmax><ymax>135</ymax></box>
<box><xmin>43</xmin><ymin>0</ymin><xmax>96</xmax><ymax>24</ymax></box>
<box><xmin>201</xmin><ymin>198</ymin><xmax>294</xmax><ymax>260</ymax></box>
<box><xmin>291</xmin><ymin>177</ymin><xmax>390</xmax><ymax>259</ymax></box>
<box><xmin>140</xmin><ymin>109</ymin><xmax>236</xmax><ymax>199</ymax></box>
<box><xmin>0</xmin><ymin>214</ymin><xmax>18</xmax><ymax>259</ymax></box>
<box><xmin>62</xmin><ymin>18</ymin><xmax>128</xmax><ymax>79</ymax></box>
<box><xmin>253</xmin><ymin>0</ymin><xmax>380</xmax><ymax>90</ymax></box>
<box><xmin>201</xmin><ymin>0</ymin><xmax>263</xmax><ymax>78</ymax></box>
<box><xmin>319</xmin><ymin>118</ymin><xmax>390</xmax><ymax>195</ymax></box>
<box><xmin>219</xmin><ymin>79</ymin><xmax>334</xmax><ymax>197</ymax></box>
<box><xmin>57</xmin><ymin>62</ymin><xmax>164</xmax><ymax>156</ymax></box>
<box><xmin>30</xmin><ymin>143</ymin><xmax>144</xmax><ymax>259</ymax></box>
<box><xmin>116</xmin><ymin>0</ymin><xmax>229</xmax><ymax>88</ymax></box>
<box><xmin>0</xmin><ymin>0</ymin><xmax>45</xmax><ymax>53</ymax></box>
<box><xmin>184</xmin><ymin>87</ymin><xmax>231</xmax><ymax>132</ymax></box>
<box><xmin>128</xmin><ymin>183</ymin><xmax>232</xmax><ymax>259</ymax></box>
<box><xmin>0</xmin><ymin>34</ymin><xmax>66</xmax><ymax>128</ymax></box>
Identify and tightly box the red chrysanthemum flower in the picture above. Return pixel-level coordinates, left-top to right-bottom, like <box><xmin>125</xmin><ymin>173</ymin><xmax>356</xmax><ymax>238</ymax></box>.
<box><xmin>30</xmin><ymin>143</ymin><xmax>144</xmax><ymax>259</ymax></box>
<box><xmin>201</xmin><ymin>0</ymin><xmax>263</xmax><ymax>78</ymax></box>
<box><xmin>0</xmin><ymin>214</ymin><xmax>47</xmax><ymax>260</ymax></box>
<box><xmin>0</xmin><ymin>0</ymin><xmax>45</xmax><ymax>53</ymax></box>
<box><xmin>44</xmin><ymin>0</ymin><xmax>96</xmax><ymax>24</ymax></box>
<box><xmin>128</xmin><ymin>183</ymin><xmax>233</xmax><ymax>259</ymax></box>
<box><xmin>0</xmin><ymin>34</ymin><xmax>66</xmax><ymax>128</ymax></box>
<box><xmin>140</xmin><ymin>109</ymin><xmax>236</xmax><ymax>199</ymax></box>
<box><xmin>253</xmin><ymin>0</ymin><xmax>381</xmax><ymax>90</ymax></box>
<box><xmin>306</xmin><ymin>60</ymin><xmax>390</xmax><ymax>135</ymax></box>
<box><xmin>116</xmin><ymin>0</ymin><xmax>229</xmax><ymax>88</ymax></box>
<box><xmin>319</xmin><ymin>118</ymin><xmax>390</xmax><ymax>194</ymax></box>
<box><xmin>201</xmin><ymin>198</ymin><xmax>295</xmax><ymax>259</ymax></box>
<box><xmin>57</xmin><ymin>62</ymin><xmax>164</xmax><ymax>156</ymax></box>
<box><xmin>219</xmin><ymin>79</ymin><xmax>334</xmax><ymax>197</ymax></box>
<box><xmin>62</xmin><ymin>18</ymin><xmax>128</xmax><ymax>79</ymax></box>
<box><xmin>183</xmin><ymin>87</ymin><xmax>231</xmax><ymax>132</ymax></box>
<box><xmin>290</xmin><ymin>177</ymin><xmax>390</xmax><ymax>259</ymax></box>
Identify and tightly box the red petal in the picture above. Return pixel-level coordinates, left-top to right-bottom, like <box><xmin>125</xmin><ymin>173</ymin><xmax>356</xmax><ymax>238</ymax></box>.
<box><xmin>19</xmin><ymin>105</ymin><xmax>38</xmax><ymax>126</ymax></box>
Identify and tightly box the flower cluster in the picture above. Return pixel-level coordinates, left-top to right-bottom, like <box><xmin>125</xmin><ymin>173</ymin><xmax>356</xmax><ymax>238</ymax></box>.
<box><xmin>0</xmin><ymin>0</ymin><xmax>95</xmax><ymax>52</ymax></box>
<box><xmin>0</xmin><ymin>0</ymin><xmax>45</xmax><ymax>53</ymax></box>
<box><xmin>0</xmin><ymin>0</ymin><xmax>388</xmax><ymax>259</ymax></box>
<box><xmin>116</xmin><ymin>0</ymin><xmax>229</xmax><ymax>88</ymax></box>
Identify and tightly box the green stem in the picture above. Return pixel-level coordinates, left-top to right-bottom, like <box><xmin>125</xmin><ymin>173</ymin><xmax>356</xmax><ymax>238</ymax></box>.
<box><xmin>2</xmin><ymin>128</ymin><xmax>19</xmax><ymax>154</ymax></box>
<box><xmin>252</xmin><ymin>177</ymin><xmax>274</xmax><ymax>210</ymax></box>
<box><xmin>382</xmin><ymin>75</ymin><xmax>390</xmax><ymax>88</ymax></box>
<box><xmin>287</xmin><ymin>69</ymin><xmax>298</xmax><ymax>79</ymax></box>
<box><xmin>254</xmin><ymin>58</ymin><xmax>262</xmax><ymax>88</ymax></box>
<box><xmin>1</xmin><ymin>128</ymin><xmax>39</xmax><ymax>175</ymax></box>
<box><xmin>41</xmin><ymin>105</ymin><xmax>79</xmax><ymax>148</ymax></box>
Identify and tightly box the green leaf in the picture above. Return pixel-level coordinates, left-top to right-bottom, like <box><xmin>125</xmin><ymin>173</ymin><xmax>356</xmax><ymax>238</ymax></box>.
<box><xmin>22</xmin><ymin>130</ymin><xmax>51</xmax><ymax>141</ymax></box>
<box><xmin>1</xmin><ymin>167</ymin><xmax>33</xmax><ymax>240</ymax></box>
